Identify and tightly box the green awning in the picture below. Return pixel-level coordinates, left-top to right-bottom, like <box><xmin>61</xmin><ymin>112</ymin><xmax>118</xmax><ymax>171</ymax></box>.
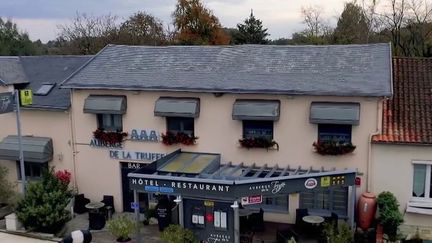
<box><xmin>83</xmin><ymin>95</ymin><xmax>127</xmax><ymax>114</ymax></box>
<box><xmin>154</xmin><ymin>97</ymin><xmax>200</xmax><ymax>118</ymax></box>
<box><xmin>232</xmin><ymin>100</ymin><xmax>280</xmax><ymax>121</ymax></box>
<box><xmin>310</xmin><ymin>102</ymin><xmax>360</xmax><ymax>125</ymax></box>
<box><xmin>0</xmin><ymin>135</ymin><xmax>53</xmax><ymax>163</ymax></box>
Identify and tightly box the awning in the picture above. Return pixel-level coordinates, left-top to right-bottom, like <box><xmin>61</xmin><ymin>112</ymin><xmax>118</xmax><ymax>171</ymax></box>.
<box><xmin>154</xmin><ymin>97</ymin><xmax>200</xmax><ymax>118</ymax></box>
<box><xmin>0</xmin><ymin>135</ymin><xmax>53</xmax><ymax>163</ymax></box>
<box><xmin>232</xmin><ymin>100</ymin><xmax>280</xmax><ymax>121</ymax></box>
<box><xmin>310</xmin><ymin>102</ymin><xmax>360</xmax><ymax>125</ymax></box>
<box><xmin>128</xmin><ymin>149</ymin><xmax>356</xmax><ymax>199</ymax></box>
<box><xmin>83</xmin><ymin>95</ymin><xmax>127</xmax><ymax>114</ymax></box>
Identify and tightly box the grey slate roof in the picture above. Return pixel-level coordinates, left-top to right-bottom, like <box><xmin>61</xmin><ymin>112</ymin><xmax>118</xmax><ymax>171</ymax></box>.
<box><xmin>19</xmin><ymin>56</ymin><xmax>92</xmax><ymax>110</ymax></box>
<box><xmin>0</xmin><ymin>57</ymin><xmax>28</xmax><ymax>85</ymax></box>
<box><xmin>61</xmin><ymin>44</ymin><xmax>393</xmax><ymax>97</ymax></box>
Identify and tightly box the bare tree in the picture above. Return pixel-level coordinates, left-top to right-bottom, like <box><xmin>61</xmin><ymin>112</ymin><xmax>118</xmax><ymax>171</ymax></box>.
<box><xmin>404</xmin><ymin>0</ymin><xmax>432</xmax><ymax>56</ymax></box>
<box><xmin>379</xmin><ymin>0</ymin><xmax>407</xmax><ymax>55</ymax></box>
<box><xmin>301</xmin><ymin>6</ymin><xmax>326</xmax><ymax>38</ymax></box>
<box><xmin>58</xmin><ymin>12</ymin><xmax>119</xmax><ymax>54</ymax></box>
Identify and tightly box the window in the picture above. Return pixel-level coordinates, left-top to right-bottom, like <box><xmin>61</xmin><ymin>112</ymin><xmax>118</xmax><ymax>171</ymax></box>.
<box><xmin>34</xmin><ymin>84</ymin><xmax>55</xmax><ymax>96</ymax></box>
<box><xmin>167</xmin><ymin>117</ymin><xmax>194</xmax><ymax>136</ymax></box>
<box><xmin>16</xmin><ymin>162</ymin><xmax>48</xmax><ymax>180</ymax></box>
<box><xmin>318</xmin><ymin>124</ymin><xmax>352</xmax><ymax>143</ymax></box>
<box><xmin>300</xmin><ymin>187</ymin><xmax>348</xmax><ymax>217</ymax></box>
<box><xmin>97</xmin><ymin>114</ymin><xmax>123</xmax><ymax>131</ymax></box>
<box><xmin>412</xmin><ymin>163</ymin><xmax>432</xmax><ymax>200</ymax></box>
<box><xmin>247</xmin><ymin>195</ymin><xmax>289</xmax><ymax>212</ymax></box>
<box><xmin>243</xmin><ymin>120</ymin><xmax>273</xmax><ymax>140</ymax></box>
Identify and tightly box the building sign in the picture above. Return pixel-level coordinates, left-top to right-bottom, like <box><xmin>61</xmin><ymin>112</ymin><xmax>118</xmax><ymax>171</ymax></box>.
<box><xmin>305</xmin><ymin>178</ymin><xmax>318</xmax><ymax>189</ymax></box>
<box><xmin>129</xmin><ymin>178</ymin><xmax>233</xmax><ymax>197</ymax></box>
<box><xmin>241</xmin><ymin>195</ymin><xmax>262</xmax><ymax>205</ymax></box>
<box><xmin>321</xmin><ymin>176</ymin><xmax>331</xmax><ymax>187</ymax></box>
<box><xmin>89</xmin><ymin>139</ymin><xmax>123</xmax><ymax>148</ymax></box>
<box><xmin>0</xmin><ymin>92</ymin><xmax>13</xmax><ymax>114</ymax></box>
<box><xmin>129</xmin><ymin>172</ymin><xmax>356</xmax><ymax>198</ymax></box>
<box><xmin>110</xmin><ymin>150</ymin><xmax>165</xmax><ymax>162</ymax></box>
<box><xmin>20</xmin><ymin>89</ymin><xmax>32</xmax><ymax>106</ymax></box>
<box><xmin>130</xmin><ymin>129</ymin><xmax>161</xmax><ymax>142</ymax></box>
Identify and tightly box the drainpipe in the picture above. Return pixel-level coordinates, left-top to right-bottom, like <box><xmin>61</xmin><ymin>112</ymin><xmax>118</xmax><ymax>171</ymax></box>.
<box><xmin>68</xmin><ymin>89</ymin><xmax>79</xmax><ymax>191</ymax></box>
<box><xmin>366</xmin><ymin>97</ymin><xmax>386</xmax><ymax>192</ymax></box>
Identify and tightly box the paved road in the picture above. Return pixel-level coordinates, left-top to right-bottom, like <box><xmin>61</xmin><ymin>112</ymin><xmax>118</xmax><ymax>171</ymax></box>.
<box><xmin>0</xmin><ymin>232</ymin><xmax>56</xmax><ymax>242</ymax></box>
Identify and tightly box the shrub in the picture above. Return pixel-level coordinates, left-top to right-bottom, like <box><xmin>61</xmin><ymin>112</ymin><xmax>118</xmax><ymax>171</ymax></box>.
<box><xmin>377</xmin><ymin>191</ymin><xmax>404</xmax><ymax>241</ymax></box>
<box><xmin>161</xmin><ymin>224</ymin><xmax>198</xmax><ymax>243</ymax></box>
<box><xmin>107</xmin><ymin>215</ymin><xmax>135</xmax><ymax>242</ymax></box>
<box><xmin>323</xmin><ymin>221</ymin><xmax>353</xmax><ymax>243</ymax></box>
<box><xmin>0</xmin><ymin>165</ymin><xmax>15</xmax><ymax>205</ymax></box>
<box><xmin>16</xmin><ymin>168</ymin><xmax>72</xmax><ymax>233</ymax></box>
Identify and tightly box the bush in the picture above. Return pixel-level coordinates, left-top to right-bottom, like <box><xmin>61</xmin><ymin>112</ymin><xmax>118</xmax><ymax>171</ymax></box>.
<box><xmin>323</xmin><ymin>221</ymin><xmax>353</xmax><ymax>243</ymax></box>
<box><xmin>16</xmin><ymin>168</ymin><xmax>72</xmax><ymax>233</ymax></box>
<box><xmin>377</xmin><ymin>191</ymin><xmax>404</xmax><ymax>241</ymax></box>
<box><xmin>107</xmin><ymin>215</ymin><xmax>135</xmax><ymax>242</ymax></box>
<box><xmin>0</xmin><ymin>165</ymin><xmax>16</xmax><ymax>205</ymax></box>
<box><xmin>161</xmin><ymin>224</ymin><xmax>198</xmax><ymax>243</ymax></box>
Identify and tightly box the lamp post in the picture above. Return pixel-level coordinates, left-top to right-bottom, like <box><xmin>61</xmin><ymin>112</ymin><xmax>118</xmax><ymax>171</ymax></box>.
<box><xmin>231</xmin><ymin>201</ymin><xmax>239</xmax><ymax>243</ymax></box>
<box><xmin>174</xmin><ymin>195</ymin><xmax>184</xmax><ymax>227</ymax></box>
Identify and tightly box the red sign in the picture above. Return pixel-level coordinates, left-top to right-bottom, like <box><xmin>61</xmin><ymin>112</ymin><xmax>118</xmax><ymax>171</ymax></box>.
<box><xmin>355</xmin><ymin>177</ymin><xmax>361</xmax><ymax>186</ymax></box>
<box><xmin>241</xmin><ymin>195</ymin><xmax>263</xmax><ymax>205</ymax></box>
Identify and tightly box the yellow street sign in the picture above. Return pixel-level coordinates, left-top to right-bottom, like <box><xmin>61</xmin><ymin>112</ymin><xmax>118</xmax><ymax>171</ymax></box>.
<box><xmin>20</xmin><ymin>90</ymin><xmax>32</xmax><ymax>106</ymax></box>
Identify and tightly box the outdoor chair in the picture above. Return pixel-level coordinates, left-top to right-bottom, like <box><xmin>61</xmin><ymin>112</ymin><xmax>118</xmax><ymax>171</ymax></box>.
<box><xmin>73</xmin><ymin>194</ymin><xmax>90</xmax><ymax>214</ymax></box>
<box><xmin>100</xmin><ymin>195</ymin><xmax>115</xmax><ymax>219</ymax></box>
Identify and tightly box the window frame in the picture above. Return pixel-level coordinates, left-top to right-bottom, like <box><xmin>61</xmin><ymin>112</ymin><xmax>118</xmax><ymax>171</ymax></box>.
<box><xmin>245</xmin><ymin>195</ymin><xmax>289</xmax><ymax>213</ymax></box>
<box><xmin>97</xmin><ymin>113</ymin><xmax>123</xmax><ymax>132</ymax></box>
<box><xmin>166</xmin><ymin>117</ymin><xmax>195</xmax><ymax>136</ymax></box>
<box><xmin>299</xmin><ymin>187</ymin><xmax>349</xmax><ymax>217</ymax></box>
<box><xmin>411</xmin><ymin>161</ymin><xmax>432</xmax><ymax>203</ymax></box>
<box><xmin>242</xmin><ymin>120</ymin><xmax>274</xmax><ymax>140</ymax></box>
<box><xmin>34</xmin><ymin>83</ymin><xmax>55</xmax><ymax>96</ymax></box>
<box><xmin>318</xmin><ymin>124</ymin><xmax>352</xmax><ymax>143</ymax></box>
<box><xmin>16</xmin><ymin>161</ymin><xmax>48</xmax><ymax>181</ymax></box>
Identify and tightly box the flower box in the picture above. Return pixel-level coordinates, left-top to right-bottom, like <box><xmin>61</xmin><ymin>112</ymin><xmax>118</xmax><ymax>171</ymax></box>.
<box><xmin>93</xmin><ymin>129</ymin><xmax>128</xmax><ymax>146</ymax></box>
<box><xmin>313</xmin><ymin>141</ymin><xmax>356</xmax><ymax>155</ymax></box>
<box><xmin>239</xmin><ymin>137</ymin><xmax>279</xmax><ymax>150</ymax></box>
<box><xmin>161</xmin><ymin>131</ymin><xmax>198</xmax><ymax>145</ymax></box>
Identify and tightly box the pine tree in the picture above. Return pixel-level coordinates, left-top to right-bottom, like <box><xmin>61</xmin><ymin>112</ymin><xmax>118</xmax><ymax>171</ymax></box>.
<box><xmin>236</xmin><ymin>10</ymin><xmax>269</xmax><ymax>44</ymax></box>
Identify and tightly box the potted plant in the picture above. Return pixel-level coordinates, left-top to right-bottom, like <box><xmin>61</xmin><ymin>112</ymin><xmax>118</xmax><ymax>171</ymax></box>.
<box><xmin>313</xmin><ymin>140</ymin><xmax>356</xmax><ymax>155</ymax></box>
<box><xmin>107</xmin><ymin>215</ymin><xmax>135</xmax><ymax>243</ymax></box>
<box><xmin>93</xmin><ymin>129</ymin><xmax>128</xmax><ymax>146</ymax></box>
<box><xmin>239</xmin><ymin>137</ymin><xmax>279</xmax><ymax>150</ymax></box>
<box><xmin>161</xmin><ymin>131</ymin><xmax>198</xmax><ymax>145</ymax></box>
<box><xmin>377</xmin><ymin>192</ymin><xmax>404</xmax><ymax>242</ymax></box>
<box><xmin>323</xmin><ymin>221</ymin><xmax>353</xmax><ymax>243</ymax></box>
<box><xmin>161</xmin><ymin>224</ymin><xmax>198</xmax><ymax>243</ymax></box>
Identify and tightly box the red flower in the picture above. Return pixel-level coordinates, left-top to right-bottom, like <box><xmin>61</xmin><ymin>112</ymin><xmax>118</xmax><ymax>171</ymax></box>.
<box><xmin>93</xmin><ymin>129</ymin><xmax>128</xmax><ymax>145</ymax></box>
<box><xmin>161</xmin><ymin>131</ymin><xmax>198</xmax><ymax>145</ymax></box>
<box><xmin>55</xmin><ymin>170</ymin><xmax>71</xmax><ymax>185</ymax></box>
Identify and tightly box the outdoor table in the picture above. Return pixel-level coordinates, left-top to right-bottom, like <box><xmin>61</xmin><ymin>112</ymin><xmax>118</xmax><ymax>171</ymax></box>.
<box><xmin>85</xmin><ymin>202</ymin><xmax>106</xmax><ymax>230</ymax></box>
<box><xmin>302</xmin><ymin>215</ymin><xmax>325</xmax><ymax>225</ymax></box>
<box><xmin>239</xmin><ymin>208</ymin><xmax>259</xmax><ymax>217</ymax></box>
<box><xmin>85</xmin><ymin>202</ymin><xmax>105</xmax><ymax>213</ymax></box>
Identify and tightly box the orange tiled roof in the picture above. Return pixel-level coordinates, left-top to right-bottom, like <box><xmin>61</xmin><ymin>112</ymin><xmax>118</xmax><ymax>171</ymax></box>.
<box><xmin>372</xmin><ymin>57</ymin><xmax>432</xmax><ymax>144</ymax></box>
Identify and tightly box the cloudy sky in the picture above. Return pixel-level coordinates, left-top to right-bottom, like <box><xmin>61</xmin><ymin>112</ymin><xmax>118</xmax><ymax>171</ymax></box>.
<box><xmin>0</xmin><ymin>0</ymin><xmax>349</xmax><ymax>43</ymax></box>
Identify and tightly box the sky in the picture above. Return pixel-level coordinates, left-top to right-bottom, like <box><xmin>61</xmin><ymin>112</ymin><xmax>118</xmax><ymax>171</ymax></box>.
<box><xmin>0</xmin><ymin>0</ymin><xmax>348</xmax><ymax>43</ymax></box>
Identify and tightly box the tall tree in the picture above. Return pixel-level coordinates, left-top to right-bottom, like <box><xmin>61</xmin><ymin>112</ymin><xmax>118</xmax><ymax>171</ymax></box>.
<box><xmin>58</xmin><ymin>12</ymin><xmax>119</xmax><ymax>54</ymax></box>
<box><xmin>0</xmin><ymin>18</ymin><xmax>35</xmax><ymax>55</ymax></box>
<box><xmin>118</xmin><ymin>11</ymin><xmax>166</xmax><ymax>45</ymax></box>
<box><xmin>235</xmin><ymin>10</ymin><xmax>269</xmax><ymax>44</ymax></box>
<box><xmin>333</xmin><ymin>2</ymin><xmax>369</xmax><ymax>44</ymax></box>
<box><xmin>290</xmin><ymin>6</ymin><xmax>333</xmax><ymax>44</ymax></box>
<box><xmin>172</xmin><ymin>0</ymin><xmax>230</xmax><ymax>45</ymax></box>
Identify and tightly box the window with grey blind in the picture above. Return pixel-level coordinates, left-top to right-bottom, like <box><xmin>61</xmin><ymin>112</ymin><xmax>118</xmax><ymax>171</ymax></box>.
<box><xmin>300</xmin><ymin>187</ymin><xmax>348</xmax><ymax>217</ymax></box>
<box><xmin>412</xmin><ymin>163</ymin><xmax>432</xmax><ymax>199</ymax></box>
<box><xmin>97</xmin><ymin>114</ymin><xmax>123</xmax><ymax>131</ymax></box>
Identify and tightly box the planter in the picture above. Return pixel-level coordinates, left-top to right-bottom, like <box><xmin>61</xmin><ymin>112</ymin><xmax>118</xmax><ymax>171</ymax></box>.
<box><xmin>5</xmin><ymin>213</ymin><xmax>23</xmax><ymax>231</ymax></box>
<box><xmin>117</xmin><ymin>238</ymin><xmax>132</xmax><ymax>243</ymax></box>
<box><xmin>313</xmin><ymin>141</ymin><xmax>356</xmax><ymax>155</ymax></box>
<box><xmin>161</xmin><ymin>131</ymin><xmax>197</xmax><ymax>145</ymax></box>
<box><xmin>93</xmin><ymin>129</ymin><xmax>128</xmax><ymax>146</ymax></box>
<box><xmin>239</xmin><ymin>137</ymin><xmax>279</xmax><ymax>150</ymax></box>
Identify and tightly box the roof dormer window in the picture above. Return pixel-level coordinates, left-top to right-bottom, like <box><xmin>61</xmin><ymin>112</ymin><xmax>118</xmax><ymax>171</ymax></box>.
<box><xmin>34</xmin><ymin>83</ymin><xmax>55</xmax><ymax>96</ymax></box>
